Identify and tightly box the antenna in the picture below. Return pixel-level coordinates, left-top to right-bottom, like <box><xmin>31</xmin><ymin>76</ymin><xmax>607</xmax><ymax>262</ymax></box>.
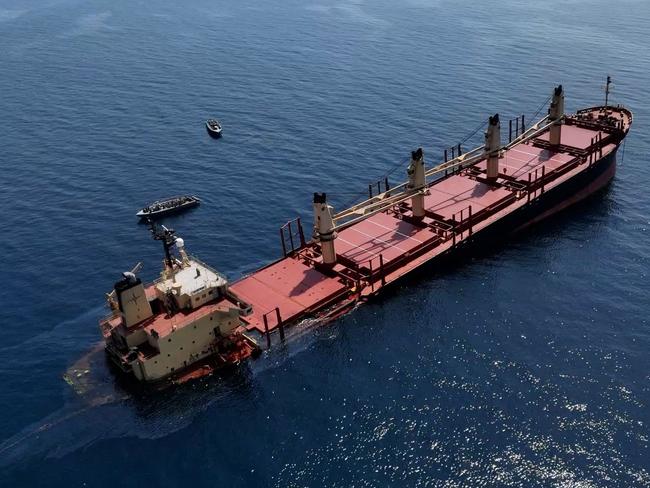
<box><xmin>146</xmin><ymin>218</ymin><xmax>177</xmax><ymax>267</ymax></box>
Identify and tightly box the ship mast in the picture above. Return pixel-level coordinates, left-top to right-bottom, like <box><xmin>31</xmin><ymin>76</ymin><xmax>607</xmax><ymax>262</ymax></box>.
<box><xmin>605</xmin><ymin>75</ymin><xmax>612</xmax><ymax>112</ymax></box>
<box><xmin>147</xmin><ymin>219</ymin><xmax>177</xmax><ymax>268</ymax></box>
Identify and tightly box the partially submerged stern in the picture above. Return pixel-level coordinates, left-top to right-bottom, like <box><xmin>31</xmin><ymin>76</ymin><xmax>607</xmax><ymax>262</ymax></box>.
<box><xmin>100</xmin><ymin>224</ymin><xmax>258</xmax><ymax>384</ymax></box>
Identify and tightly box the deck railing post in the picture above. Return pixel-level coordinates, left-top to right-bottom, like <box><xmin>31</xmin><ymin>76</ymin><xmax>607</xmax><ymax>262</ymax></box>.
<box><xmin>468</xmin><ymin>205</ymin><xmax>473</xmax><ymax>236</ymax></box>
<box><xmin>452</xmin><ymin>216</ymin><xmax>457</xmax><ymax>247</ymax></box>
<box><xmin>369</xmin><ymin>259</ymin><xmax>374</xmax><ymax>293</ymax></box>
<box><xmin>368</xmin><ymin>184</ymin><xmax>373</xmax><ymax>198</ymax></box>
<box><xmin>288</xmin><ymin>221</ymin><xmax>295</xmax><ymax>251</ymax></box>
<box><xmin>458</xmin><ymin>143</ymin><xmax>462</xmax><ymax>156</ymax></box>
<box><xmin>527</xmin><ymin>173</ymin><xmax>532</xmax><ymax>203</ymax></box>
<box><xmin>521</xmin><ymin>114</ymin><xmax>525</xmax><ymax>133</ymax></box>
<box><xmin>276</xmin><ymin>307</ymin><xmax>285</xmax><ymax>341</ymax></box>
<box><xmin>599</xmin><ymin>133</ymin><xmax>603</xmax><ymax>158</ymax></box>
<box><xmin>509</xmin><ymin>119</ymin><xmax>513</xmax><ymax>142</ymax></box>
<box><xmin>355</xmin><ymin>262</ymin><xmax>362</xmax><ymax>298</ymax></box>
<box><xmin>297</xmin><ymin>217</ymin><xmax>306</xmax><ymax>247</ymax></box>
<box><xmin>385</xmin><ymin>177</ymin><xmax>390</xmax><ymax>192</ymax></box>
<box><xmin>444</xmin><ymin>149</ymin><xmax>448</xmax><ymax>162</ymax></box>
<box><xmin>515</xmin><ymin>117</ymin><xmax>519</xmax><ymax>137</ymax></box>
<box><xmin>280</xmin><ymin>228</ymin><xmax>287</xmax><ymax>256</ymax></box>
<box><xmin>541</xmin><ymin>166</ymin><xmax>546</xmax><ymax>194</ymax></box>
<box><xmin>379</xmin><ymin>254</ymin><xmax>386</xmax><ymax>287</ymax></box>
<box><xmin>263</xmin><ymin>314</ymin><xmax>271</xmax><ymax>349</ymax></box>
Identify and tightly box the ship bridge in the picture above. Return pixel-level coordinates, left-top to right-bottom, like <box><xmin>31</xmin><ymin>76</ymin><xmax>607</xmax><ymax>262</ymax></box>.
<box><xmin>154</xmin><ymin>256</ymin><xmax>228</xmax><ymax>311</ymax></box>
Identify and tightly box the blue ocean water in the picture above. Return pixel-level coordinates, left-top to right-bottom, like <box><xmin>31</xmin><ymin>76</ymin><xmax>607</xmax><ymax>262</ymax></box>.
<box><xmin>1</xmin><ymin>0</ymin><xmax>649</xmax><ymax>485</ymax></box>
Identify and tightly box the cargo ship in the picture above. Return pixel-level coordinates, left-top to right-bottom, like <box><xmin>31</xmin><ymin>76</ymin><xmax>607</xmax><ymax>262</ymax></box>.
<box><xmin>96</xmin><ymin>84</ymin><xmax>632</xmax><ymax>386</ymax></box>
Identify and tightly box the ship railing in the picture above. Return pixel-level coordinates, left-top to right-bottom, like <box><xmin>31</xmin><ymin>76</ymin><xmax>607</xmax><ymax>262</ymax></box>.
<box><xmin>530</xmin><ymin>138</ymin><xmax>589</xmax><ymax>158</ymax></box>
<box><xmin>567</xmin><ymin>114</ymin><xmax>622</xmax><ymax>135</ymax></box>
<box><xmin>451</xmin><ymin>205</ymin><xmax>474</xmax><ymax>246</ymax></box>
<box><xmin>100</xmin><ymin>311</ymin><xmax>120</xmax><ymax>323</ymax></box>
<box><xmin>443</xmin><ymin>143</ymin><xmax>465</xmax><ymax>165</ymax></box>
<box><xmin>501</xmin><ymin>178</ymin><xmax>528</xmax><ymax>196</ymax></box>
<box><xmin>328</xmin><ymin>260</ymin><xmax>368</xmax><ymax>292</ymax></box>
<box><xmin>588</xmin><ymin>132</ymin><xmax>607</xmax><ymax>165</ymax></box>
<box><xmin>280</xmin><ymin>217</ymin><xmax>306</xmax><ymax>257</ymax></box>
<box><xmin>367</xmin><ymin>177</ymin><xmax>391</xmax><ymax>199</ymax></box>
<box><xmin>359</xmin><ymin>254</ymin><xmax>387</xmax><ymax>294</ymax></box>
<box><xmin>522</xmin><ymin>131</ymin><xmax>608</xmax><ymax>200</ymax></box>
<box><xmin>507</xmin><ymin>115</ymin><xmax>527</xmax><ymax>143</ymax></box>
<box><xmin>99</xmin><ymin>312</ymin><xmax>122</xmax><ymax>335</ymax></box>
<box><xmin>524</xmin><ymin>135</ymin><xmax>601</xmax><ymax>203</ymax></box>
<box><xmin>262</xmin><ymin>307</ymin><xmax>284</xmax><ymax>348</ymax></box>
<box><xmin>334</xmin><ymin>254</ymin><xmax>387</xmax><ymax>295</ymax></box>
<box><xmin>424</xmin><ymin>217</ymin><xmax>454</xmax><ymax>241</ymax></box>
<box><xmin>526</xmin><ymin>166</ymin><xmax>547</xmax><ymax>203</ymax></box>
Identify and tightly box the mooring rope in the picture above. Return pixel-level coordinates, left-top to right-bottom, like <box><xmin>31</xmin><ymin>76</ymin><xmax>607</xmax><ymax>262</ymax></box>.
<box><xmin>620</xmin><ymin>138</ymin><xmax>627</xmax><ymax>166</ymax></box>
<box><xmin>459</xmin><ymin>118</ymin><xmax>488</xmax><ymax>146</ymax></box>
<box><xmin>530</xmin><ymin>93</ymin><xmax>553</xmax><ymax>122</ymax></box>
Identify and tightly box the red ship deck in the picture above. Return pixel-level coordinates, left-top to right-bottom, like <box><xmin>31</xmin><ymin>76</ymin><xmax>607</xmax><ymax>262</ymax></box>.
<box><xmin>423</xmin><ymin>175</ymin><xmax>513</xmax><ymax>219</ymax></box>
<box><xmin>538</xmin><ymin>124</ymin><xmax>605</xmax><ymax>149</ymax></box>
<box><xmin>231</xmin><ymin>258</ymin><xmax>348</xmax><ymax>333</ymax></box>
<box><xmin>477</xmin><ymin>144</ymin><xmax>575</xmax><ymax>181</ymax></box>
<box><xmin>228</xmin><ymin>107</ymin><xmax>631</xmax><ymax>342</ymax></box>
<box><xmin>336</xmin><ymin>212</ymin><xmax>436</xmax><ymax>270</ymax></box>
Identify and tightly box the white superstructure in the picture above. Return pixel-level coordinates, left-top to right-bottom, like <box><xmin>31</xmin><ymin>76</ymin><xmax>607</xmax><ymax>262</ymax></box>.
<box><xmin>101</xmin><ymin>226</ymin><xmax>256</xmax><ymax>383</ymax></box>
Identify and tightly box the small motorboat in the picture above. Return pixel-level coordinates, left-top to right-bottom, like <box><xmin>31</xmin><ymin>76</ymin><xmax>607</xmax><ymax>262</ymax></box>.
<box><xmin>205</xmin><ymin>119</ymin><xmax>222</xmax><ymax>138</ymax></box>
<box><xmin>136</xmin><ymin>195</ymin><xmax>201</xmax><ymax>219</ymax></box>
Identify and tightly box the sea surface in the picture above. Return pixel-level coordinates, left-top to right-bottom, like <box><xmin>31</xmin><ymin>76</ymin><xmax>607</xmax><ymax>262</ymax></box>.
<box><xmin>1</xmin><ymin>0</ymin><xmax>649</xmax><ymax>486</ymax></box>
